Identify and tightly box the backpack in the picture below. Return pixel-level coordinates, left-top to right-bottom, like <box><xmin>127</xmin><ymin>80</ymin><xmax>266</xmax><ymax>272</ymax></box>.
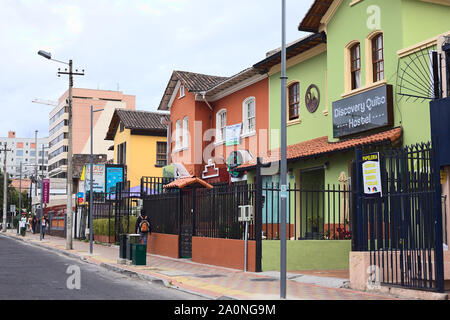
<box><xmin>140</xmin><ymin>216</ymin><xmax>150</xmax><ymax>233</ymax></box>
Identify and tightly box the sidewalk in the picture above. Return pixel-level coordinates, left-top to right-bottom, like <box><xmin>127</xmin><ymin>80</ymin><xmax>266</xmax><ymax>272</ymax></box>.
<box><xmin>1</xmin><ymin>230</ymin><xmax>403</xmax><ymax>300</ymax></box>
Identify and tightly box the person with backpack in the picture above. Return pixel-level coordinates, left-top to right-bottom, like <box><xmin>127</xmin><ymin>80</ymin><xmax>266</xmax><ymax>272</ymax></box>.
<box><xmin>135</xmin><ymin>210</ymin><xmax>151</xmax><ymax>246</ymax></box>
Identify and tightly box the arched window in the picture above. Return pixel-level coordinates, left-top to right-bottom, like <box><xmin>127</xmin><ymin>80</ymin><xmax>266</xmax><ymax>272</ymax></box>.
<box><xmin>288</xmin><ymin>82</ymin><xmax>300</xmax><ymax>120</ymax></box>
<box><xmin>216</xmin><ymin>109</ymin><xmax>227</xmax><ymax>143</ymax></box>
<box><xmin>182</xmin><ymin>116</ymin><xmax>189</xmax><ymax>148</ymax></box>
<box><xmin>350</xmin><ymin>43</ymin><xmax>361</xmax><ymax>90</ymax></box>
<box><xmin>242</xmin><ymin>97</ymin><xmax>256</xmax><ymax>134</ymax></box>
<box><xmin>372</xmin><ymin>33</ymin><xmax>384</xmax><ymax>82</ymax></box>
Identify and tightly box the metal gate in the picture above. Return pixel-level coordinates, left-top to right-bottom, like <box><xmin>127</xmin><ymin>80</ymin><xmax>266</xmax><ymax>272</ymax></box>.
<box><xmin>180</xmin><ymin>189</ymin><xmax>195</xmax><ymax>259</ymax></box>
<box><xmin>354</xmin><ymin>143</ymin><xmax>445</xmax><ymax>292</ymax></box>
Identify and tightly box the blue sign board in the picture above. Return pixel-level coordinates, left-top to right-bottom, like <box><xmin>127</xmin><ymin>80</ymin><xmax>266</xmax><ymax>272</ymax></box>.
<box><xmin>106</xmin><ymin>166</ymin><xmax>124</xmax><ymax>193</ymax></box>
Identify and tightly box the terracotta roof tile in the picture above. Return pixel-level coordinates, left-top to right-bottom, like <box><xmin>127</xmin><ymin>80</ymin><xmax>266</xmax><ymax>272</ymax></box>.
<box><xmin>174</xmin><ymin>71</ymin><xmax>228</xmax><ymax>92</ymax></box>
<box><xmin>239</xmin><ymin>127</ymin><xmax>402</xmax><ymax>169</ymax></box>
<box><xmin>164</xmin><ymin>177</ymin><xmax>214</xmax><ymax>189</ymax></box>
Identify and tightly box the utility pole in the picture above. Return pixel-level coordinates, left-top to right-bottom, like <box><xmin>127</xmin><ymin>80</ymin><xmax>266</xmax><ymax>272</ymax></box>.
<box><xmin>1</xmin><ymin>143</ymin><xmax>12</xmax><ymax>232</ymax></box>
<box><xmin>34</xmin><ymin>130</ymin><xmax>38</xmax><ymax>197</ymax></box>
<box><xmin>57</xmin><ymin>60</ymin><xmax>84</xmax><ymax>250</ymax></box>
<box><xmin>19</xmin><ymin>161</ymin><xmax>22</xmax><ymax>215</ymax></box>
<box><xmin>38</xmin><ymin>51</ymin><xmax>85</xmax><ymax>250</ymax></box>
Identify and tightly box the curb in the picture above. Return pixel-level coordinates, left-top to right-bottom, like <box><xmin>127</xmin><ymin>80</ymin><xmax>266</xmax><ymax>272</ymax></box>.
<box><xmin>0</xmin><ymin>233</ymin><xmax>225</xmax><ymax>300</ymax></box>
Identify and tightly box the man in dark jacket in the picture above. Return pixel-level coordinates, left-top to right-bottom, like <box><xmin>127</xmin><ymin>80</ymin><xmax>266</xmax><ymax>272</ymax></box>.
<box><xmin>135</xmin><ymin>210</ymin><xmax>151</xmax><ymax>245</ymax></box>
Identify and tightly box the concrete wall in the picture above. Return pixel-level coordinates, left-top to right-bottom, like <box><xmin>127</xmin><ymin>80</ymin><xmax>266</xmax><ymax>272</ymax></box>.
<box><xmin>262</xmin><ymin>240</ymin><xmax>351</xmax><ymax>271</ymax></box>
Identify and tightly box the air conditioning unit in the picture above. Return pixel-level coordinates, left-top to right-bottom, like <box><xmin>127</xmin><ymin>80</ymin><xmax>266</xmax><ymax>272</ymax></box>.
<box><xmin>238</xmin><ymin>205</ymin><xmax>253</xmax><ymax>222</ymax></box>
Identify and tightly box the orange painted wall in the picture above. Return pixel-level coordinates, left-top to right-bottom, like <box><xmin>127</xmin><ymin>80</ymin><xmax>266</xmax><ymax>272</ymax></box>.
<box><xmin>192</xmin><ymin>237</ymin><xmax>256</xmax><ymax>272</ymax></box>
<box><xmin>169</xmin><ymin>78</ymin><xmax>269</xmax><ymax>180</ymax></box>
<box><xmin>211</xmin><ymin>78</ymin><xmax>269</xmax><ymax>166</ymax></box>
<box><xmin>147</xmin><ymin>233</ymin><xmax>179</xmax><ymax>259</ymax></box>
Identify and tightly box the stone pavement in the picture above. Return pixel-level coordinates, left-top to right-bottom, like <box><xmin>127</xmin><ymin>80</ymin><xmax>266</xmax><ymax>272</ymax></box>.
<box><xmin>1</xmin><ymin>230</ymin><xmax>404</xmax><ymax>300</ymax></box>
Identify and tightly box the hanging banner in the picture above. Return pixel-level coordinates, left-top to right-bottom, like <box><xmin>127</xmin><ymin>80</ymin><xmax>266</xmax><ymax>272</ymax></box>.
<box><xmin>225</xmin><ymin>123</ymin><xmax>242</xmax><ymax>146</ymax></box>
<box><xmin>43</xmin><ymin>178</ymin><xmax>50</xmax><ymax>204</ymax></box>
<box><xmin>84</xmin><ymin>164</ymin><xmax>106</xmax><ymax>193</ymax></box>
<box><xmin>362</xmin><ymin>153</ymin><xmax>382</xmax><ymax>197</ymax></box>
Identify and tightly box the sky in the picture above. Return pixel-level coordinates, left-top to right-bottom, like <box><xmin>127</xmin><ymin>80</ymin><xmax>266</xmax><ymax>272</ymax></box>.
<box><xmin>0</xmin><ymin>0</ymin><xmax>314</xmax><ymax>139</ymax></box>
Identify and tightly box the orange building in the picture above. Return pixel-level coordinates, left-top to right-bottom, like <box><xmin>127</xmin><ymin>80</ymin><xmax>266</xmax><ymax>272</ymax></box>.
<box><xmin>158</xmin><ymin>68</ymin><xmax>269</xmax><ymax>184</ymax></box>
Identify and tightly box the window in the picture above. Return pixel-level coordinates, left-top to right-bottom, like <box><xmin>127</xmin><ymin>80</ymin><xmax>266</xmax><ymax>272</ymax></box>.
<box><xmin>288</xmin><ymin>82</ymin><xmax>300</xmax><ymax>120</ymax></box>
<box><xmin>182</xmin><ymin>117</ymin><xmax>189</xmax><ymax>148</ymax></box>
<box><xmin>117</xmin><ymin>142</ymin><xmax>127</xmax><ymax>165</ymax></box>
<box><xmin>350</xmin><ymin>43</ymin><xmax>361</xmax><ymax>90</ymax></box>
<box><xmin>179</xmin><ymin>85</ymin><xmax>185</xmax><ymax>98</ymax></box>
<box><xmin>175</xmin><ymin>120</ymin><xmax>181</xmax><ymax>149</ymax></box>
<box><xmin>372</xmin><ymin>34</ymin><xmax>384</xmax><ymax>82</ymax></box>
<box><xmin>156</xmin><ymin>142</ymin><xmax>167</xmax><ymax>167</ymax></box>
<box><xmin>216</xmin><ymin>109</ymin><xmax>227</xmax><ymax>142</ymax></box>
<box><xmin>243</xmin><ymin>98</ymin><xmax>256</xmax><ymax>134</ymax></box>
<box><xmin>16</xmin><ymin>150</ymin><xmax>23</xmax><ymax>156</ymax></box>
<box><xmin>119</xmin><ymin>122</ymin><xmax>124</xmax><ymax>132</ymax></box>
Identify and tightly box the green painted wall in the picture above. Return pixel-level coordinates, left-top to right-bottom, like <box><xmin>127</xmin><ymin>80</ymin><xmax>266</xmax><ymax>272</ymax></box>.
<box><xmin>262</xmin><ymin>240</ymin><xmax>351</xmax><ymax>271</ymax></box>
<box><xmin>402</xmin><ymin>0</ymin><xmax>450</xmax><ymax>48</ymax></box>
<box><xmin>269</xmin><ymin>51</ymin><xmax>328</xmax><ymax>147</ymax></box>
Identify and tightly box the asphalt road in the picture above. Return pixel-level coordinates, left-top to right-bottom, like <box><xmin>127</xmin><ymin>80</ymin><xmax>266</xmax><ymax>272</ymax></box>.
<box><xmin>0</xmin><ymin>235</ymin><xmax>205</xmax><ymax>300</ymax></box>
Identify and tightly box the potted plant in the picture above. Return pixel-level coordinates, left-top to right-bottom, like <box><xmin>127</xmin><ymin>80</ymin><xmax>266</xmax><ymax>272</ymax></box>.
<box><xmin>306</xmin><ymin>216</ymin><xmax>323</xmax><ymax>239</ymax></box>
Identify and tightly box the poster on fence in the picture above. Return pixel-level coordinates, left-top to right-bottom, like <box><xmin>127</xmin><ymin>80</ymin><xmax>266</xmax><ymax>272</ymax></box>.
<box><xmin>362</xmin><ymin>152</ymin><xmax>382</xmax><ymax>197</ymax></box>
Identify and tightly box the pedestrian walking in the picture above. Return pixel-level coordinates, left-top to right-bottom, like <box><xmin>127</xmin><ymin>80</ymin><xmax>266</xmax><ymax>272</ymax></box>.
<box><xmin>135</xmin><ymin>209</ymin><xmax>151</xmax><ymax>246</ymax></box>
<box><xmin>27</xmin><ymin>215</ymin><xmax>32</xmax><ymax>232</ymax></box>
<box><xmin>19</xmin><ymin>213</ymin><xmax>27</xmax><ymax>236</ymax></box>
<box><xmin>40</xmin><ymin>215</ymin><xmax>48</xmax><ymax>241</ymax></box>
<box><xmin>31</xmin><ymin>215</ymin><xmax>37</xmax><ymax>234</ymax></box>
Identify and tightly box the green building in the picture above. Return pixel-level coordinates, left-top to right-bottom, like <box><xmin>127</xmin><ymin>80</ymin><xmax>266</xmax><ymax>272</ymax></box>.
<box><xmin>242</xmin><ymin>0</ymin><xmax>450</xmax><ymax>271</ymax></box>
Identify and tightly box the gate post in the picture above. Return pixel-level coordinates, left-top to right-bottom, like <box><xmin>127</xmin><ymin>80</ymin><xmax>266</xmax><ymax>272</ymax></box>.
<box><xmin>431</xmin><ymin>136</ymin><xmax>445</xmax><ymax>292</ymax></box>
<box><xmin>254</xmin><ymin>157</ymin><xmax>264</xmax><ymax>272</ymax></box>
<box><xmin>177</xmin><ymin>189</ymin><xmax>183</xmax><ymax>259</ymax></box>
<box><xmin>355</xmin><ymin>147</ymin><xmax>363</xmax><ymax>251</ymax></box>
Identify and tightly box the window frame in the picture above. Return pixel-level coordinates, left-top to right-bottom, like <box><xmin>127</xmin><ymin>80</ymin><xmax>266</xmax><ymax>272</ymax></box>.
<box><xmin>156</xmin><ymin>141</ymin><xmax>167</xmax><ymax>167</ymax></box>
<box><xmin>182</xmin><ymin>116</ymin><xmax>189</xmax><ymax>149</ymax></box>
<box><xmin>350</xmin><ymin>43</ymin><xmax>361</xmax><ymax>90</ymax></box>
<box><xmin>179</xmin><ymin>85</ymin><xmax>185</xmax><ymax>99</ymax></box>
<box><xmin>216</xmin><ymin>109</ymin><xmax>227</xmax><ymax>143</ymax></box>
<box><xmin>242</xmin><ymin>97</ymin><xmax>256</xmax><ymax>136</ymax></box>
<box><xmin>372</xmin><ymin>33</ymin><xmax>384</xmax><ymax>83</ymax></box>
<box><xmin>175</xmin><ymin>120</ymin><xmax>182</xmax><ymax>150</ymax></box>
<box><xmin>288</xmin><ymin>82</ymin><xmax>300</xmax><ymax>121</ymax></box>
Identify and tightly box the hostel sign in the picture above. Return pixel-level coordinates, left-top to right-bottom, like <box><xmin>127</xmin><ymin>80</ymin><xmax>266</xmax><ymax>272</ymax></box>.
<box><xmin>332</xmin><ymin>85</ymin><xmax>393</xmax><ymax>138</ymax></box>
<box><xmin>362</xmin><ymin>153</ymin><xmax>382</xmax><ymax>197</ymax></box>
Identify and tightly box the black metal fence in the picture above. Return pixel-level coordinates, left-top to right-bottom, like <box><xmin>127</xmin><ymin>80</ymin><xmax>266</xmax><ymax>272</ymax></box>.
<box><xmin>143</xmin><ymin>190</ymin><xmax>180</xmax><ymax>235</ymax></box>
<box><xmin>261</xmin><ymin>183</ymin><xmax>350</xmax><ymax>240</ymax></box>
<box><xmin>354</xmin><ymin>142</ymin><xmax>445</xmax><ymax>292</ymax></box>
<box><xmin>141</xmin><ymin>177</ymin><xmax>174</xmax><ymax>197</ymax></box>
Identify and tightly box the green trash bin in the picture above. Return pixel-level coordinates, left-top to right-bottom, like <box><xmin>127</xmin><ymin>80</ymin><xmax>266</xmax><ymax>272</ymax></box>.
<box><xmin>119</xmin><ymin>234</ymin><xmax>128</xmax><ymax>259</ymax></box>
<box><xmin>20</xmin><ymin>227</ymin><xmax>26</xmax><ymax>237</ymax></box>
<box><xmin>127</xmin><ymin>234</ymin><xmax>140</xmax><ymax>261</ymax></box>
<box><xmin>131</xmin><ymin>243</ymin><xmax>147</xmax><ymax>266</ymax></box>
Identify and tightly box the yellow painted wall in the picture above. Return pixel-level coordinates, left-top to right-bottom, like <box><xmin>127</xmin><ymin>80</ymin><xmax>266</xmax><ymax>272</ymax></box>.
<box><xmin>113</xmin><ymin>128</ymin><xmax>166</xmax><ymax>188</ymax></box>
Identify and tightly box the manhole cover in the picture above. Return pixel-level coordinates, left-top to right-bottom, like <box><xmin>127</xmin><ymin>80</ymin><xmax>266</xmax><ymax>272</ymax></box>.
<box><xmin>250</xmin><ymin>278</ymin><xmax>277</xmax><ymax>282</ymax></box>
<box><xmin>195</xmin><ymin>274</ymin><xmax>226</xmax><ymax>279</ymax></box>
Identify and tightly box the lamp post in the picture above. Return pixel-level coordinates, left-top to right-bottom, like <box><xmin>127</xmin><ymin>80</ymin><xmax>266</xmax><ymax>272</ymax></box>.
<box><xmin>280</xmin><ymin>0</ymin><xmax>288</xmax><ymax>299</ymax></box>
<box><xmin>89</xmin><ymin>105</ymin><xmax>104</xmax><ymax>254</ymax></box>
<box><xmin>38</xmin><ymin>50</ymin><xmax>85</xmax><ymax>250</ymax></box>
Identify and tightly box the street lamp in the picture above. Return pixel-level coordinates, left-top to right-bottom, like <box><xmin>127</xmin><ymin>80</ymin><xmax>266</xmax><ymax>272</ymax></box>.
<box><xmin>38</xmin><ymin>50</ymin><xmax>85</xmax><ymax>250</ymax></box>
<box><xmin>89</xmin><ymin>105</ymin><xmax>104</xmax><ymax>254</ymax></box>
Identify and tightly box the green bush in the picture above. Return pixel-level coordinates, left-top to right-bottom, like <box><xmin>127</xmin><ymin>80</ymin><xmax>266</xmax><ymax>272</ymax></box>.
<box><xmin>92</xmin><ymin>216</ymin><xmax>137</xmax><ymax>236</ymax></box>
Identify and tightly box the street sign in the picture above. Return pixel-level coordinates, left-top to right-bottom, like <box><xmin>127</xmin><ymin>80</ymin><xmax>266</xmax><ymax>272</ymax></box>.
<box><xmin>10</xmin><ymin>204</ymin><xmax>15</xmax><ymax>213</ymax></box>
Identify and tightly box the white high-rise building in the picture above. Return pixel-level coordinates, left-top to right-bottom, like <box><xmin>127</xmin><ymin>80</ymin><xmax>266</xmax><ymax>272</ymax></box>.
<box><xmin>0</xmin><ymin>131</ymin><xmax>49</xmax><ymax>179</ymax></box>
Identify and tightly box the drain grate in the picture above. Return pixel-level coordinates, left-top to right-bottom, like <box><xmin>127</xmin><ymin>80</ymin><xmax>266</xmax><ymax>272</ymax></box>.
<box><xmin>250</xmin><ymin>278</ymin><xmax>277</xmax><ymax>282</ymax></box>
<box><xmin>195</xmin><ymin>274</ymin><xmax>226</xmax><ymax>279</ymax></box>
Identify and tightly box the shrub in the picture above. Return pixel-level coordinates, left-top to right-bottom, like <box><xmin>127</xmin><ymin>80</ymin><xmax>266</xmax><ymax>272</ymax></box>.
<box><xmin>92</xmin><ymin>216</ymin><xmax>137</xmax><ymax>236</ymax></box>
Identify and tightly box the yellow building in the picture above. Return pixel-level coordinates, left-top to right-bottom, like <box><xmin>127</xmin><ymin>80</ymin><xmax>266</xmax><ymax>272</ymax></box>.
<box><xmin>105</xmin><ymin>109</ymin><xmax>169</xmax><ymax>188</ymax></box>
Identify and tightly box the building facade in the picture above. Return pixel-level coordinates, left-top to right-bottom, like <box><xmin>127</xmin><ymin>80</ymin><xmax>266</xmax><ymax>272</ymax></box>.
<box><xmin>48</xmin><ymin>88</ymin><xmax>135</xmax><ymax>179</ymax></box>
<box><xmin>105</xmin><ymin>109</ymin><xmax>169</xmax><ymax>188</ymax></box>
<box><xmin>0</xmin><ymin>131</ymin><xmax>49</xmax><ymax>179</ymax></box>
